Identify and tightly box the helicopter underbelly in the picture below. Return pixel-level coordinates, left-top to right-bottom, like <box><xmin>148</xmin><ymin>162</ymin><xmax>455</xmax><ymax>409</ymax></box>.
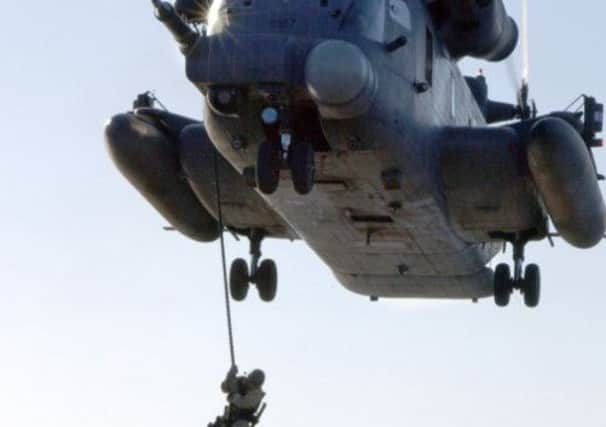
<box><xmin>259</xmin><ymin>149</ymin><xmax>497</xmax><ymax>300</ymax></box>
<box><xmin>204</xmin><ymin>106</ymin><xmax>498</xmax><ymax>300</ymax></box>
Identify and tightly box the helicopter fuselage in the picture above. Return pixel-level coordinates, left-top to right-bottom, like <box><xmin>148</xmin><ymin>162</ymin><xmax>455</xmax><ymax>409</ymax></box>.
<box><xmin>106</xmin><ymin>0</ymin><xmax>605</xmax><ymax>305</ymax></box>
<box><xmin>191</xmin><ymin>0</ymin><xmax>533</xmax><ymax>298</ymax></box>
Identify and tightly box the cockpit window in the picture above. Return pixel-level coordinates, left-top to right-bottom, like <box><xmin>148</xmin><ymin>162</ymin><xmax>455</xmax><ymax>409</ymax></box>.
<box><xmin>342</xmin><ymin>0</ymin><xmax>386</xmax><ymax>42</ymax></box>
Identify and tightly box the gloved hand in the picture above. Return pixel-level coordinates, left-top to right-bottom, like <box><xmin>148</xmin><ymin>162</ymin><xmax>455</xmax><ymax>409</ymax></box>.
<box><xmin>221</xmin><ymin>365</ymin><xmax>239</xmax><ymax>393</ymax></box>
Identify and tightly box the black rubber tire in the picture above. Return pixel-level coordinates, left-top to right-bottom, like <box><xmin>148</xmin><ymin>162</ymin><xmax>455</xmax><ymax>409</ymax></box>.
<box><xmin>255</xmin><ymin>259</ymin><xmax>278</xmax><ymax>302</ymax></box>
<box><xmin>289</xmin><ymin>142</ymin><xmax>315</xmax><ymax>195</ymax></box>
<box><xmin>494</xmin><ymin>263</ymin><xmax>513</xmax><ymax>307</ymax></box>
<box><xmin>523</xmin><ymin>264</ymin><xmax>541</xmax><ymax>308</ymax></box>
<box><xmin>256</xmin><ymin>141</ymin><xmax>281</xmax><ymax>195</ymax></box>
<box><xmin>229</xmin><ymin>258</ymin><xmax>250</xmax><ymax>301</ymax></box>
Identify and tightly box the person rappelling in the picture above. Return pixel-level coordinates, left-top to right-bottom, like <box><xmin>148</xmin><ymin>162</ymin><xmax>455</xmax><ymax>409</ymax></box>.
<box><xmin>143</xmin><ymin>4</ymin><xmax>272</xmax><ymax>425</ymax></box>
<box><xmin>204</xmin><ymin>50</ymin><xmax>267</xmax><ymax>426</ymax></box>
<box><xmin>205</xmin><ymin>154</ymin><xmax>268</xmax><ymax>427</ymax></box>
<box><xmin>208</xmin><ymin>366</ymin><xmax>267</xmax><ymax>427</ymax></box>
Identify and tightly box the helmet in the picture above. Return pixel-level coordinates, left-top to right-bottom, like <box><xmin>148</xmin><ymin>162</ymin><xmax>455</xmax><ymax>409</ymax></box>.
<box><xmin>248</xmin><ymin>369</ymin><xmax>265</xmax><ymax>388</ymax></box>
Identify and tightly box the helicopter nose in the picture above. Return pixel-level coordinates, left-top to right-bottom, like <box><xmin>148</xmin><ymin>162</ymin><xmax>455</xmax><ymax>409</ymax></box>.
<box><xmin>305</xmin><ymin>40</ymin><xmax>377</xmax><ymax>119</ymax></box>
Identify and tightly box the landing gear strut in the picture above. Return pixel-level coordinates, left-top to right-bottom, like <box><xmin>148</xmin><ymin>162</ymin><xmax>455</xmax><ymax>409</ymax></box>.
<box><xmin>255</xmin><ymin>107</ymin><xmax>315</xmax><ymax>196</ymax></box>
<box><xmin>493</xmin><ymin>239</ymin><xmax>541</xmax><ymax>308</ymax></box>
<box><xmin>229</xmin><ymin>230</ymin><xmax>278</xmax><ymax>303</ymax></box>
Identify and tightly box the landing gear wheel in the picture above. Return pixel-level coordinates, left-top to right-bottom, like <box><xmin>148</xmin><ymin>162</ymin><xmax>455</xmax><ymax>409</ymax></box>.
<box><xmin>523</xmin><ymin>264</ymin><xmax>541</xmax><ymax>308</ymax></box>
<box><xmin>494</xmin><ymin>263</ymin><xmax>513</xmax><ymax>307</ymax></box>
<box><xmin>255</xmin><ymin>259</ymin><xmax>278</xmax><ymax>302</ymax></box>
<box><xmin>256</xmin><ymin>141</ymin><xmax>281</xmax><ymax>195</ymax></box>
<box><xmin>289</xmin><ymin>142</ymin><xmax>315</xmax><ymax>195</ymax></box>
<box><xmin>229</xmin><ymin>258</ymin><xmax>250</xmax><ymax>301</ymax></box>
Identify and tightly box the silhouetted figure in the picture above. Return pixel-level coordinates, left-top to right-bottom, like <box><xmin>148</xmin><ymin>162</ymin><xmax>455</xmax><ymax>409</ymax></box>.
<box><xmin>208</xmin><ymin>367</ymin><xmax>266</xmax><ymax>427</ymax></box>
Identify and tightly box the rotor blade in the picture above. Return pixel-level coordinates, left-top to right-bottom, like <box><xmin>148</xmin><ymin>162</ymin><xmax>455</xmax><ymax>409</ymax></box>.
<box><xmin>522</xmin><ymin>0</ymin><xmax>529</xmax><ymax>85</ymax></box>
<box><xmin>506</xmin><ymin>56</ymin><xmax>521</xmax><ymax>96</ymax></box>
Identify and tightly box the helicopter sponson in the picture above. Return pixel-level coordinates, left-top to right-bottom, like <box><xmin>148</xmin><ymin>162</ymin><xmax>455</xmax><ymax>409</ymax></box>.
<box><xmin>105</xmin><ymin>108</ymin><xmax>296</xmax><ymax>242</ymax></box>
<box><xmin>438</xmin><ymin>114</ymin><xmax>606</xmax><ymax>250</ymax></box>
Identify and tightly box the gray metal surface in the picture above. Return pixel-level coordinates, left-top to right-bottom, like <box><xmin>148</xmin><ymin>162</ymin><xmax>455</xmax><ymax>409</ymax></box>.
<box><xmin>198</xmin><ymin>0</ymin><xmax>505</xmax><ymax>299</ymax></box>
<box><xmin>106</xmin><ymin>0</ymin><xmax>606</xmax><ymax>302</ymax></box>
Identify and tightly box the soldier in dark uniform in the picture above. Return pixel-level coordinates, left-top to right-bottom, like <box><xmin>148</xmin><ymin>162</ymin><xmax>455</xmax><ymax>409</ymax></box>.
<box><xmin>209</xmin><ymin>367</ymin><xmax>266</xmax><ymax>427</ymax></box>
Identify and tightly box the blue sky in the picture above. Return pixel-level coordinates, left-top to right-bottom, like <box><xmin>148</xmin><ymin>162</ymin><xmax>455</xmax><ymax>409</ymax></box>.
<box><xmin>1</xmin><ymin>1</ymin><xmax>605</xmax><ymax>426</ymax></box>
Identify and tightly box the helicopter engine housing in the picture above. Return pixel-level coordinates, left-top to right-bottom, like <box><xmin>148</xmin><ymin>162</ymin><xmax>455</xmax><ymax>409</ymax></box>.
<box><xmin>432</xmin><ymin>0</ymin><xmax>518</xmax><ymax>61</ymax></box>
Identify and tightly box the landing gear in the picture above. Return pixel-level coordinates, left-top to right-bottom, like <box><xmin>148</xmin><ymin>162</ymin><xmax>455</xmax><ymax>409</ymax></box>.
<box><xmin>523</xmin><ymin>264</ymin><xmax>541</xmax><ymax>308</ymax></box>
<box><xmin>228</xmin><ymin>230</ymin><xmax>278</xmax><ymax>303</ymax></box>
<box><xmin>494</xmin><ymin>264</ymin><xmax>513</xmax><ymax>307</ymax></box>
<box><xmin>256</xmin><ymin>259</ymin><xmax>278</xmax><ymax>302</ymax></box>
<box><xmin>229</xmin><ymin>259</ymin><xmax>250</xmax><ymax>301</ymax></box>
<box><xmin>256</xmin><ymin>106</ymin><xmax>315</xmax><ymax>195</ymax></box>
<box><xmin>256</xmin><ymin>141</ymin><xmax>281</xmax><ymax>195</ymax></box>
<box><xmin>493</xmin><ymin>239</ymin><xmax>542</xmax><ymax>308</ymax></box>
<box><xmin>289</xmin><ymin>142</ymin><xmax>315</xmax><ymax>195</ymax></box>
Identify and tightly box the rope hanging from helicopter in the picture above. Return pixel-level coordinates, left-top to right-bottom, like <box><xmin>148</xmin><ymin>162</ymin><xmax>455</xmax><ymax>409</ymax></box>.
<box><xmin>211</xmin><ymin>144</ymin><xmax>269</xmax><ymax>427</ymax></box>
<box><xmin>213</xmin><ymin>150</ymin><xmax>238</xmax><ymax>368</ymax></box>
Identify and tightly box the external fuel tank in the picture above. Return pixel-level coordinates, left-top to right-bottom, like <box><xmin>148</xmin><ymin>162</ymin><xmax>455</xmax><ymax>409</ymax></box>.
<box><xmin>528</xmin><ymin>117</ymin><xmax>606</xmax><ymax>248</ymax></box>
<box><xmin>105</xmin><ymin>111</ymin><xmax>221</xmax><ymax>242</ymax></box>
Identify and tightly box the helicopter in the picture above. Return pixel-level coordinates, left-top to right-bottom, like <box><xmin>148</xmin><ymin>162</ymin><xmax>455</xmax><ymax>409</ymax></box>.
<box><xmin>105</xmin><ymin>0</ymin><xmax>605</xmax><ymax>308</ymax></box>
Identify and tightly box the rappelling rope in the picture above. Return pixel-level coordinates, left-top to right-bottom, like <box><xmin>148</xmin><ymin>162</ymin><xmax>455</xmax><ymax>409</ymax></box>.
<box><xmin>213</xmin><ymin>150</ymin><xmax>237</xmax><ymax>368</ymax></box>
